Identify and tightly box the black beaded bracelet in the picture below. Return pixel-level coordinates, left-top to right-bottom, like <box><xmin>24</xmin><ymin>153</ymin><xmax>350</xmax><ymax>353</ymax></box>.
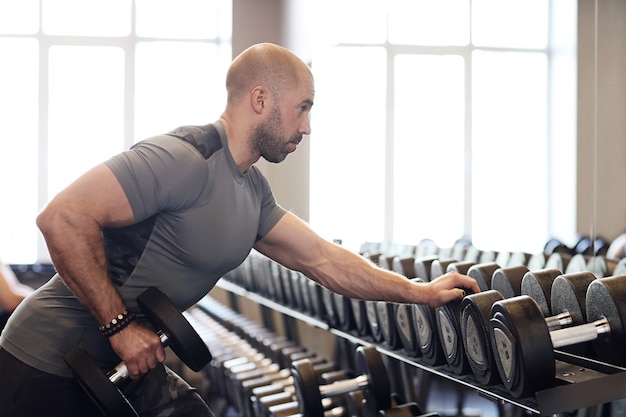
<box><xmin>99</xmin><ymin>310</ymin><xmax>136</xmax><ymax>337</ymax></box>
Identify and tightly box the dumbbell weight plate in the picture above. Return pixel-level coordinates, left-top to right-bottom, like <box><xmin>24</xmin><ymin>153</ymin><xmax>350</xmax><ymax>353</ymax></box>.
<box><xmin>411</xmin><ymin>303</ymin><xmax>445</xmax><ymax>365</ymax></box>
<box><xmin>489</xmin><ymin>296</ymin><xmax>556</xmax><ymax>398</ymax></box>
<box><xmin>321</xmin><ymin>287</ymin><xmax>338</xmax><ymax>327</ymax></box>
<box><xmin>491</xmin><ymin>266</ymin><xmax>529</xmax><ymax>299</ymax></box>
<box><xmin>355</xmin><ymin>345</ymin><xmax>392</xmax><ymax>416</ymax></box>
<box><xmin>289</xmin><ymin>269</ymin><xmax>305</xmax><ymax>310</ymax></box>
<box><xmin>366</xmin><ymin>300</ymin><xmax>384</xmax><ymax>342</ymax></box>
<box><xmin>565</xmin><ymin>254</ymin><xmax>589</xmax><ymax>274</ymax></box>
<box><xmin>291</xmin><ymin>359</ymin><xmax>327</xmax><ymax>417</ymax></box>
<box><xmin>614</xmin><ymin>258</ymin><xmax>626</xmax><ymax>276</ymax></box>
<box><xmin>350</xmin><ymin>298</ymin><xmax>369</xmax><ymax>336</ymax></box>
<box><xmin>461</xmin><ymin>290</ymin><xmax>504</xmax><ymax>386</ymax></box>
<box><xmin>508</xmin><ymin>252</ymin><xmax>530</xmax><ymax>267</ymax></box>
<box><xmin>65</xmin><ymin>346</ymin><xmax>137</xmax><ymax>417</ymax></box>
<box><xmin>136</xmin><ymin>287</ymin><xmax>212</xmax><ymax>372</ymax></box>
<box><xmin>431</xmin><ymin>259</ymin><xmax>459</xmax><ymax>280</ymax></box>
<box><xmin>377</xmin><ymin>301</ymin><xmax>401</xmax><ymax>349</ymax></box>
<box><xmin>585</xmin><ymin>275</ymin><xmax>626</xmax><ymax>366</ymax></box>
<box><xmin>395</xmin><ymin>304</ymin><xmax>417</xmax><ymax>356</ymax></box>
<box><xmin>414</xmin><ymin>255</ymin><xmax>438</xmax><ymax>281</ymax></box>
<box><xmin>333</xmin><ymin>292</ymin><xmax>354</xmax><ymax>331</ymax></box>
<box><xmin>395</xmin><ymin>277</ymin><xmax>426</xmax><ymax>357</ymax></box>
<box><xmin>545</xmin><ymin>252</ymin><xmax>571</xmax><ymax>273</ymax></box>
<box><xmin>467</xmin><ymin>263</ymin><xmax>500</xmax><ymax>291</ymax></box>
<box><xmin>520</xmin><ymin>268</ymin><xmax>562</xmax><ymax>317</ymax></box>
<box><xmin>527</xmin><ymin>253</ymin><xmax>547</xmax><ymax>271</ymax></box>
<box><xmin>308</xmin><ymin>281</ymin><xmax>326</xmax><ymax>320</ymax></box>
<box><xmin>435</xmin><ymin>297</ymin><xmax>471</xmax><ymax>375</ymax></box>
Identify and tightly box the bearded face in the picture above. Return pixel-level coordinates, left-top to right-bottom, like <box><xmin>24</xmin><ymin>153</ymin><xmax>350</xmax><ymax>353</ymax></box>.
<box><xmin>252</xmin><ymin>105</ymin><xmax>302</xmax><ymax>163</ymax></box>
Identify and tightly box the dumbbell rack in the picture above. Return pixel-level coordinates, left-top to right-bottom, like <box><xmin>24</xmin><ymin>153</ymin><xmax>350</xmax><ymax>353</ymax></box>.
<box><xmin>206</xmin><ymin>279</ymin><xmax>626</xmax><ymax>416</ymax></box>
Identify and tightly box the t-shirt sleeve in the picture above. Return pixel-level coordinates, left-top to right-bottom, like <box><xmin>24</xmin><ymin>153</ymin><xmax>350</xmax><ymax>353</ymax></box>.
<box><xmin>251</xmin><ymin>167</ymin><xmax>287</xmax><ymax>241</ymax></box>
<box><xmin>104</xmin><ymin>135</ymin><xmax>207</xmax><ymax>222</ymax></box>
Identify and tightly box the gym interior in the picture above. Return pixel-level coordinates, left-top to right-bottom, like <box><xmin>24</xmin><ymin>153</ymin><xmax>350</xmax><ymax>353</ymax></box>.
<box><xmin>2</xmin><ymin>1</ymin><xmax>626</xmax><ymax>417</ymax></box>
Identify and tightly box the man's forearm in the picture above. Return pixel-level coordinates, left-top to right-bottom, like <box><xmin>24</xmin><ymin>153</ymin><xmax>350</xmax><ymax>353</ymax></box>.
<box><xmin>37</xmin><ymin>209</ymin><xmax>126</xmax><ymax>325</ymax></box>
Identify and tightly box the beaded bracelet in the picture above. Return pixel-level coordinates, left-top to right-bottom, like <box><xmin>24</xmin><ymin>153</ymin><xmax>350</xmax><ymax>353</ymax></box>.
<box><xmin>99</xmin><ymin>310</ymin><xmax>136</xmax><ymax>337</ymax></box>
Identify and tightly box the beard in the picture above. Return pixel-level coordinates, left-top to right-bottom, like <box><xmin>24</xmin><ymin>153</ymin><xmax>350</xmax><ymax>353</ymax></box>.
<box><xmin>252</xmin><ymin>106</ymin><xmax>302</xmax><ymax>163</ymax></box>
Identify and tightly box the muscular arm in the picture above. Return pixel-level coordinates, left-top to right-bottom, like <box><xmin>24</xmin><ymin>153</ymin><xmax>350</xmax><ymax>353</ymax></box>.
<box><xmin>36</xmin><ymin>163</ymin><xmax>165</xmax><ymax>377</ymax></box>
<box><xmin>254</xmin><ymin>212</ymin><xmax>480</xmax><ymax>308</ymax></box>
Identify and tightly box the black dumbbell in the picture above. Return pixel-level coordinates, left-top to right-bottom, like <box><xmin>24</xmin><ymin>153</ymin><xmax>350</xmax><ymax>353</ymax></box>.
<box><xmin>291</xmin><ymin>345</ymin><xmax>391</xmax><ymax>417</ymax></box>
<box><xmin>489</xmin><ymin>274</ymin><xmax>626</xmax><ymax>398</ymax></box>
<box><xmin>395</xmin><ymin>278</ymin><xmax>425</xmax><ymax>358</ymax></box>
<box><xmin>251</xmin><ymin>363</ymin><xmax>341</xmax><ymax>417</ymax></box>
<box><xmin>459</xmin><ymin>266</ymin><xmax>550</xmax><ymax>385</ymax></box>
<box><xmin>407</xmin><ymin>259</ymin><xmax>473</xmax><ymax>366</ymax></box>
<box><xmin>376</xmin><ymin>258</ymin><xmax>420</xmax><ymax>351</ymax></box>
<box><xmin>461</xmin><ymin>271</ymin><xmax>595</xmax><ymax>386</ymax></box>
<box><xmin>351</xmin><ymin>296</ymin><xmax>370</xmax><ymax>337</ymax></box>
<box><xmin>433</xmin><ymin>261</ymin><xmax>477</xmax><ymax>375</ymax></box>
<box><xmin>65</xmin><ymin>287</ymin><xmax>212</xmax><ymax>417</ymax></box>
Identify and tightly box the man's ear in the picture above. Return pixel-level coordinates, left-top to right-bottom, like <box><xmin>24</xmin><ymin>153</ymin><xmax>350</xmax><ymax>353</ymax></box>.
<box><xmin>251</xmin><ymin>86</ymin><xmax>266</xmax><ymax>114</ymax></box>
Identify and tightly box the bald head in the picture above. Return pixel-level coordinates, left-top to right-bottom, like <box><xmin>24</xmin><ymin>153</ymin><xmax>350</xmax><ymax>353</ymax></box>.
<box><xmin>226</xmin><ymin>43</ymin><xmax>312</xmax><ymax>106</ymax></box>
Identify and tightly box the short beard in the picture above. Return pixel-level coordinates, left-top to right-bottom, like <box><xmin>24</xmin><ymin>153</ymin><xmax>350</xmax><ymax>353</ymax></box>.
<box><xmin>252</xmin><ymin>106</ymin><xmax>292</xmax><ymax>163</ymax></box>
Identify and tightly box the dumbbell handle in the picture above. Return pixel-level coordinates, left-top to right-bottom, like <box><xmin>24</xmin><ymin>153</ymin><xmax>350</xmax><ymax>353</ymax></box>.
<box><xmin>319</xmin><ymin>374</ymin><xmax>369</xmax><ymax>398</ymax></box>
<box><xmin>550</xmin><ymin>317</ymin><xmax>610</xmax><ymax>349</ymax></box>
<box><xmin>108</xmin><ymin>330</ymin><xmax>168</xmax><ymax>384</ymax></box>
<box><xmin>545</xmin><ymin>311</ymin><xmax>573</xmax><ymax>332</ymax></box>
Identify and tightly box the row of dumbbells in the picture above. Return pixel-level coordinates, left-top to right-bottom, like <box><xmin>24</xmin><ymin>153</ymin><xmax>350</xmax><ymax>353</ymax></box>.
<box><xmin>222</xmin><ymin>241</ymin><xmax>626</xmax><ymax>346</ymax></box>
<box><xmin>330</xmin><ymin>256</ymin><xmax>626</xmax><ymax>399</ymax></box>
<box><xmin>222</xmin><ymin>244</ymin><xmax>626</xmax><ymax>400</ymax></box>
<box><xmin>188</xmin><ymin>297</ymin><xmax>437</xmax><ymax>417</ymax></box>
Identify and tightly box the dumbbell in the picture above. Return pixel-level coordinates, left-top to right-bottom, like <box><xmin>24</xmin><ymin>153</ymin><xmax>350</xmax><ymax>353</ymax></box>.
<box><xmin>64</xmin><ymin>287</ymin><xmax>212</xmax><ymax>417</ymax></box>
<box><xmin>458</xmin><ymin>264</ymin><xmax>535</xmax><ymax>384</ymax></box>
<box><xmin>433</xmin><ymin>261</ymin><xmax>477</xmax><ymax>375</ymax></box>
<box><xmin>489</xmin><ymin>274</ymin><xmax>626</xmax><ymax>398</ymax></box>
<box><xmin>254</xmin><ymin>366</ymin><xmax>349</xmax><ymax>417</ymax></box>
<box><xmin>395</xmin><ymin>278</ymin><xmax>425</xmax><ymax>358</ymax></box>
<box><xmin>430</xmin><ymin>259</ymin><xmax>502</xmax><ymax>369</ymax></box>
<box><xmin>376</xmin><ymin>257</ymin><xmax>420</xmax><ymax>350</ymax></box>
<box><xmin>461</xmin><ymin>271</ymin><xmax>595</xmax><ymax>386</ymax></box>
<box><xmin>404</xmin><ymin>259</ymin><xmax>473</xmax><ymax>366</ymax></box>
<box><xmin>350</xmin><ymin>296</ymin><xmax>370</xmax><ymax>337</ymax></box>
<box><xmin>291</xmin><ymin>345</ymin><xmax>391</xmax><ymax>417</ymax></box>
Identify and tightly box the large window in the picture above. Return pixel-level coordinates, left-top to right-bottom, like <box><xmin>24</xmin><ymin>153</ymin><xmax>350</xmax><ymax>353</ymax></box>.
<box><xmin>0</xmin><ymin>0</ymin><xmax>232</xmax><ymax>263</ymax></box>
<box><xmin>309</xmin><ymin>0</ymin><xmax>577</xmax><ymax>253</ymax></box>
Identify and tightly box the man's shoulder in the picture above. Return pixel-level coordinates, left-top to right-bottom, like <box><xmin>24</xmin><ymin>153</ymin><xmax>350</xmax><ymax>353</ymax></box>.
<box><xmin>165</xmin><ymin>124</ymin><xmax>223</xmax><ymax>160</ymax></box>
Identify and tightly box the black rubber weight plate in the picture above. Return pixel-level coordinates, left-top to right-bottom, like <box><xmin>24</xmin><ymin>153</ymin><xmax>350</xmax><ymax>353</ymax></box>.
<box><xmin>586</xmin><ymin>276</ymin><xmax>626</xmax><ymax>366</ymax></box>
<box><xmin>461</xmin><ymin>290</ymin><xmax>504</xmax><ymax>385</ymax></box>
<box><xmin>356</xmin><ymin>345</ymin><xmax>391</xmax><ymax>411</ymax></box>
<box><xmin>412</xmin><ymin>304</ymin><xmax>445</xmax><ymax>365</ymax></box>
<box><xmin>292</xmin><ymin>359</ymin><xmax>324</xmax><ymax>417</ymax></box>
<box><xmin>136</xmin><ymin>287</ymin><xmax>212</xmax><ymax>372</ymax></box>
<box><xmin>64</xmin><ymin>346</ymin><xmax>138</xmax><ymax>417</ymax></box>
<box><xmin>490</xmin><ymin>296</ymin><xmax>555</xmax><ymax>398</ymax></box>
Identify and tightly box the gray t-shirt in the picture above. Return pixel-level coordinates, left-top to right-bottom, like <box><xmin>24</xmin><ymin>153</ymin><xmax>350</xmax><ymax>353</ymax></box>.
<box><xmin>0</xmin><ymin>121</ymin><xmax>286</xmax><ymax>377</ymax></box>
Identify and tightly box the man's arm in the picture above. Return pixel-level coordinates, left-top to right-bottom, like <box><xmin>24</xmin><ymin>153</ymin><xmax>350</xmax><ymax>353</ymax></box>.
<box><xmin>254</xmin><ymin>212</ymin><xmax>479</xmax><ymax>308</ymax></box>
<box><xmin>0</xmin><ymin>260</ymin><xmax>32</xmax><ymax>311</ymax></box>
<box><xmin>36</xmin><ymin>163</ymin><xmax>165</xmax><ymax>377</ymax></box>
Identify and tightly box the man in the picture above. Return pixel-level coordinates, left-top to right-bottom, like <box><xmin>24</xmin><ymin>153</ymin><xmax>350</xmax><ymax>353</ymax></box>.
<box><xmin>0</xmin><ymin>43</ymin><xmax>479</xmax><ymax>416</ymax></box>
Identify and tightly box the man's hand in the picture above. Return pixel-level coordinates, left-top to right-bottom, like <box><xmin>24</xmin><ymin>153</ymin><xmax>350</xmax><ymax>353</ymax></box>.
<box><xmin>108</xmin><ymin>322</ymin><xmax>166</xmax><ymax>378</ymax></box>
<box><xmin>424</xmin><ymin>271</ymin><xmax>481</xmax><ymax>308</ymax></box>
